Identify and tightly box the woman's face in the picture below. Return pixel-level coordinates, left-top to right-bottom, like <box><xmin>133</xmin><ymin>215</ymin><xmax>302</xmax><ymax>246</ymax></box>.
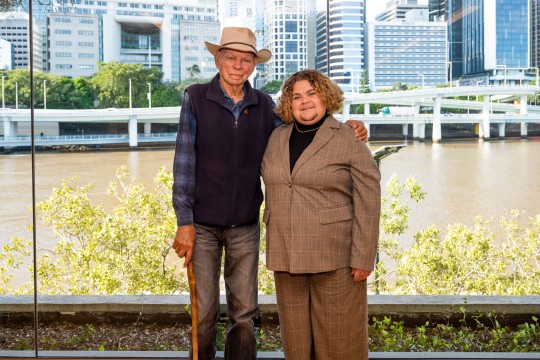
<box><xmin>291</xmin><ymin>79</ymin><xmax>327</xmax><ymax>125</ymax></box>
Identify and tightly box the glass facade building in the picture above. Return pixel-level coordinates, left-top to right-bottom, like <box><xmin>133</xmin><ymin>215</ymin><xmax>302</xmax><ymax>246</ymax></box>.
<box><xmin>364</xmin><ymin>20</ymin><xmax>448</xmax><ymax>90</ymax></box>
<box><xmin>462</xmin><ymin>0</ymin><xmax>529</xmax><ymax>77</ymax></box>
<box><xmin>326</xmin><ymin>0</ymin><xmax>365</xmax><ymax>92</ymax></box>
<box><xmin>264</xmin><ymin>0</ymin><xmax>309</xmax><ymax>80</ymax></box>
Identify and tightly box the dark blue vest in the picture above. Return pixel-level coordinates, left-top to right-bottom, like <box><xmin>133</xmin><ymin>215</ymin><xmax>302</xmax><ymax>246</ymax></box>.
<box><xmin>186</xmin><ymin>76</ymin><xmax>275</xmax><ymax>227</ymax></box>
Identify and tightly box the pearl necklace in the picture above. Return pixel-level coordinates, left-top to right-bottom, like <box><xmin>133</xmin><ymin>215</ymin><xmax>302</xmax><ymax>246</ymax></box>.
<box><xmin>294</xmin><ymin>122</ymin><xmax>320</xmax><ymax>133</ymax></box>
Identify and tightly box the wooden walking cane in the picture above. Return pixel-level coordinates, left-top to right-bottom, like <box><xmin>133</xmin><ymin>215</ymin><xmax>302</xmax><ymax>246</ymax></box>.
<box><xmin>187</xmin><ymin>262</ymin><xmax>198</xmax><ymax>360</ymax></box>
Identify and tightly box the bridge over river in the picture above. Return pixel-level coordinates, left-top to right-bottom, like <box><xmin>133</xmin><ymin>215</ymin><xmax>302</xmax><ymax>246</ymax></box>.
<box><xmin>1</xmin><ymin>84</ymin><xmax>540</xmax><ymax>148</ymax></box>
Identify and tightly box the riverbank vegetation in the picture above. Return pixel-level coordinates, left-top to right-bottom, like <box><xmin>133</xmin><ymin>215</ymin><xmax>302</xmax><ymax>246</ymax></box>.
<box><xmin>1</xmin><ymin>167</ymin><xmax>539</xmax><ymax>296</ymax></box>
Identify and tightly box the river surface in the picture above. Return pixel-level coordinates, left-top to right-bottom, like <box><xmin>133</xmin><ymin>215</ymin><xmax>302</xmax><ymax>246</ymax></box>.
<box><xmin>1</xmin><ymin>139</ymin><xmax>540</xmax><ymax>284</ymax></box>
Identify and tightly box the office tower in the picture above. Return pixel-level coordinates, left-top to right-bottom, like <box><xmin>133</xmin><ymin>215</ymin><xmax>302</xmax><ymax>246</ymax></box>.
<box><xmin>462</xmin><ymin>0</ymin><xmax>529</xmax><ymax>82</ymax></box>
<box><xmin>364</xmin><ymin>19</ymin><xmax>447</xmax><ymax>90</ymax></box>
<box><xmin>375</xmin><ymin>0</ymin><xmax>428</xmax><ymax>21</ymax></box>
<box><xmin>315</xmin><ymin>11</ymin><xmax>327</xmax><ymax>74</ymax></box>
<box><xmin>0</xmin><ymin>12</ymin><xmax>43</xmax><ymax>71</ymax></box>
<box><xmin>48</xmin><ymin>13</ymin><xmax>100</xmax><ymax>77</ymax></box>
<box><xmin>533</xmin><ymin>0</ymin><xmax>540</xmax><ymax>69</ymax></box>
<box><xmin>314</xmin><ymin>0</ymin><xmax>365</xmax><ymax>92</ymax></box>
<box><xmin>0</xmin><ymin>38</ymin><xmax>14</xmax><ymax>70</ymax></box>
<box><xmin>218</xmin><ymin>0</ymin><xmax>256</xmax><ymax>29</ymax></box>
<box><xmin>428</xmin><ymin>0</ymin><xmax>447</xmax><ymax>21</ymax></box>
<box><xmin>264</xmin><ymin>0</ymin><xmax>309</xmax><ymax>81</ymax></box>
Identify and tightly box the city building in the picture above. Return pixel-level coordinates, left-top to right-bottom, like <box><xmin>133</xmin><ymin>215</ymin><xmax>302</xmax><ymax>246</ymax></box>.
<box><xmin>48</xmin><ymin>13</ymin><xmax>100</xmax><ymax>77</ymax></box>
<box><xmin>314</xmin><ymin>0</ymin><xmax>365</xmax><ymax>93</ymax></box>
<box><xmin>0</xmin><ymin>12</ymin><xmax>43</xmax><ymax>71</ymax></box>
<box><xmin>177</xmin><ymin>21</ymin><xmax>220</xmax><ymax>80</ymax></box>
<box><xmin>43</xmin><ymin>0</ymin><xmax>220</xmax><ymax>82</ymax></box>
<box><xmin>0</xmin><ymin>37</ymin><xmax>13</xmax><ymax>70</ymax></box>
<box><xmin>314</xmin><ymin>11</ymin><xmax>327</xmax><ymax>74</ymax></box>
<box><xmin>364</xmin><ymin>19</ymin><xmax>447</xmax><ymax>90</ymax></box>
<box><xmin>430</xmin><ymin>0</ymin><xmax>533</xmax><ymax>85</ymax></box>
<box><xmin>532</xmin><ymin>0</ymin><xmax>540</xmax><ymax>69</ymax></box>
<box><xmin>460</xmin><ymin>0</ymin><xmax>531</xmax><ymax>85</ymax></box>
<box><xmin>263</xmin><ymin>0</ymin><xmax>310</xmax><ymax>81</ymax></box>
<box><xmin>217</xmin><ymin>0</ymin><xmax>255</xmax><ymax>29</ymax></box>
<box><xmin>375</xmin><ymin>0</ymin><xmax>428</xmax><ymax>21</ymax></box>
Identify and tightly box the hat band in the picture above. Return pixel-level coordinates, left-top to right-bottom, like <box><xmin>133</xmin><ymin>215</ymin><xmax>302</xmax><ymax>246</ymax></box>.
<box><xmin>220</xmin><ymin>41</ymin><xmax>257</xmax><ymax>53</ymax></box>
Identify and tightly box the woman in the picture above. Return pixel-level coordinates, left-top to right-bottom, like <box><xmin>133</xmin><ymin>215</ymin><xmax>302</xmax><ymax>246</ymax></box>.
<box><xmin>261</xmin><ymin>69</ymin><xmax>381</xmax><ymax>359</ymax></box>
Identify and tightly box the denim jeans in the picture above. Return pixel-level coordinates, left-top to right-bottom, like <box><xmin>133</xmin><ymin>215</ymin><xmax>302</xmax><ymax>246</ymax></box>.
<box><xmin>190</xmin><ymin>221</ymin><xmax>260</xmax><ymax>360</ymax></box>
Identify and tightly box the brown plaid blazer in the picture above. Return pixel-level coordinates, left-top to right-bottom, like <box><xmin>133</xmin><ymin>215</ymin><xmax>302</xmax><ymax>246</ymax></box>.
<box><xmin>261</xmin><ymin>115</ymin><xmax>381</xmax><ymax>274</ymax></box>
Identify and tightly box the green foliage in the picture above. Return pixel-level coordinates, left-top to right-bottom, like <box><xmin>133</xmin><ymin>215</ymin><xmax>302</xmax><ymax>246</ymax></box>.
<box><xmin>1</xmin><ymin>65</ymin><xmax>178</xmax><ymax>110</ymax></box>
<box><xmin>369</xmin><ymin>313</ymin><xmax>540</xmax><ymax>352</ymax></box>
<box><xmin>91</xmin><ymin>61</ymin><xmax>162</xmax><ymax>108</ymax></box>
<box><xmin>260</xmin><ymin>80</ymin><xmax>283</xmax><ymax>94</ymax></box>
<box><xmin>358</xmin><ymin>69</ymin><xmax>371</xmax><ymax>93</ymax></box>
<box><xmin>176</xmin><ymin>77</ymin><xmax>213</xmax><ymax>103</ymax></box>
<box><xmin>0</xmin><ymin>236</ymin><xmax>31</xmax><ymax>294</ymax></box>
<box><xmin>186</xmin><ymin>65</ymin><xmax>201</xmax><ymax>78</ymax></box>
<box><xmin>16</xmin><ymin>166</ymin><xmax>187</xmax><ymax>295</ymax></box>
<box><xmin>373</xmin><ymin>175</ymin><xmax>425</xmax><ymax>293</ymax></box>
<box><xmin>375</xmin><ymin>176</ymin><xmax>540</xmax><ymax>296</ymax></box>
<box><xmin>394</xmin><ymin>211</ymin><xmax>540</xmax><ymax>295</ymax></box>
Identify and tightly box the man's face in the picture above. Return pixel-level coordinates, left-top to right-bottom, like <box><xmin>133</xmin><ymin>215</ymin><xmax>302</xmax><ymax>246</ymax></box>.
<box><xmin>215</xmin><ymin>49</ymin><xmax>256</xmax><ymax>88</ymax></box>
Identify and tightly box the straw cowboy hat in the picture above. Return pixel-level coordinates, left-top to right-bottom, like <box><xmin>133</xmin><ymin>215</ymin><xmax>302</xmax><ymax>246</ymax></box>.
<box><xmin>205</xmin><ymin>27</ymin><xmax>272</xmax><ymax>64</ymax></box>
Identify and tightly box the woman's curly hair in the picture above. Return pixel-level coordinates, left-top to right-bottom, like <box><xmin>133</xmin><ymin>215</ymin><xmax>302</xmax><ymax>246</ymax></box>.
<box><xmin>275</xmin><ymin>69</ymin><xmax>344</xmax><ymax>124</ymax></box>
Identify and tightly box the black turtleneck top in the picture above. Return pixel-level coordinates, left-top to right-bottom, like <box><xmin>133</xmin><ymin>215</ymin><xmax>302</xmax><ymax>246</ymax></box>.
<box><xmin>289</xmin><ymin>113</ymin><xmax>329</xmax><ymax>173</ymax></box>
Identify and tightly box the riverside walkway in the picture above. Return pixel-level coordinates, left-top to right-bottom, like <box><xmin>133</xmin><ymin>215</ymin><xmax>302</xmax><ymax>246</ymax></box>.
<box><xmin>1</xmin><ymin>84</ymin><xmax>540</xmax><ymax>148</ymax></box>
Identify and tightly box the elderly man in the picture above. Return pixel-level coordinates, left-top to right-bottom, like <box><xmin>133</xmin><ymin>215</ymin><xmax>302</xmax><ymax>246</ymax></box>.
<box><xmin>172</xmin><ymin>27</ymin><xmax>367</xmax><ymax>360</ymax></box>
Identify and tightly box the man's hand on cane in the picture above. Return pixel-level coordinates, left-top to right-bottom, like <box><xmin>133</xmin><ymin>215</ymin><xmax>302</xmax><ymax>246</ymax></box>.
<box><xmin>173</xmin><ymin>225</ymin><xmax>196</xmax><ymax>266</ymax></box>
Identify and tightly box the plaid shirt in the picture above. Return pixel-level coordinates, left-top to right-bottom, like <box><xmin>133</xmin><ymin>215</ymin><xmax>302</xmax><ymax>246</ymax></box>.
<box><xmin>172</xmin><ymin>81</ymin><xmax>282</xmax><ymax>226</ymax></box>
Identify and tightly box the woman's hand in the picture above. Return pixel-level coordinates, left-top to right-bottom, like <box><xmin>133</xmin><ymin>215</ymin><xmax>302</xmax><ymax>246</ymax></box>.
<box><xmin>351</xmin><ymin>268</ymin><xmax>371</xmax><ymax>282</ymax></box>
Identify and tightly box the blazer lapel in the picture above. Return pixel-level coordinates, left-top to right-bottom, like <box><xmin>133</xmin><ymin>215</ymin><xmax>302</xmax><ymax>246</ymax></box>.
<box><xmin>291</xmin><ymin>116</ymin><xmax>337</xmax><ymax>178</ymax></box>
<box><xmin>278</xmin><ymin>123</ymin><xmax>293</xmax><ymax>178</ymax></box>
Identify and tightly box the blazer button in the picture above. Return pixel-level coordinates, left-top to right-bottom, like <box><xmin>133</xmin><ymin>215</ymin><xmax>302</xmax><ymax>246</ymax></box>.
<box><xmin>288</xmin><ymin>183</ymin><xmax>292</xmax><ymax>188</ymax></box>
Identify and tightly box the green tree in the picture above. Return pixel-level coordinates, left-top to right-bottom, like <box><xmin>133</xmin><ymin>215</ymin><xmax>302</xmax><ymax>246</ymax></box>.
<box><xmin>392</xmin><ymin>82</ymin><xmax>409</xmax><ymax>91</ymax></box>
<box><xmin>260</xmin><ymin>80</ymin><xmax>282</xmax><ymax>94</ymax></box>
<box><xmin>358</xmin><ymin>69</ymin><xmax>372</xmax><ymax>93</ymax></box>
<box><xmin>71</xmin><ymin>76</ymin><xmax>97</xmax><ymax>109</ymax></box>
<box><xmin>176</xmin><ymin>77</ymin><xmax>212</xmax><ymax>103</ymax></box>
<box><xmin>91</xmin><ymin>61</ymin><xmax>161</xmax><ymax>108</ymax></box>
<box><xmin>186</xmin><ymin>64</ymin><xmax>201</xmax><ymax>78</ymax></box>
<box><xmin>151</xmin><ymin>80</ymin><xmax>181</xmax><ymax>107</ymax></box>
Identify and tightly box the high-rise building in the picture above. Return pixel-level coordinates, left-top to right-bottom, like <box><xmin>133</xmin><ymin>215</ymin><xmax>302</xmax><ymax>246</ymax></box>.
<box><xmin>217</xmin><ymin>0</ymin><xmax>256</xmax><ymax>29</ymax></box>
<box><xmin>460</xmin><ymin>0</ymin><xmax>530</xmax><ymax>84</ymax></box>
<box><xmin>317</xmin><ymin>0</ymin><xmax>365</xmax><ymax>92</ymax></box>
<box><xmin>315</xmin><ymin>11</ymin><xmax>328</xmax><ymax>74</ymax></box>
<box><xmin>364</xmin><ymin>19</ymin><xmax>447</xmax><ymax>90</ymax></box>
<box><xmin>177</xmin><ymin>21</ymin><xmax>220</xmax><ymax>80</ymax></box>
<box><xmin>375</xmin><ymin>0</ymin><xmax>428</xmax><ymax>21</ymax></box>
<box><xmin>0</xmin><ymin>38</ymin><xmax>14</xmax><ymax>70</ymax></box>
<box><xmin>0</xmin><ymin>12</ymin><xmax>43</xmax><ymax>71</ymax></box>
<box><xmin>532</xmin><ymin>0</ymin><xmax>540</xmax><ymax>69</ymax></box>
<box><xmin>48</xmin><ymin>13</ymin><xmax>100</xmax><ymax>77</ymax></box>
<box><xmin>263</xmin><ymin>0</ymin><xmax>310</xmax><ymax>81</ymax></box>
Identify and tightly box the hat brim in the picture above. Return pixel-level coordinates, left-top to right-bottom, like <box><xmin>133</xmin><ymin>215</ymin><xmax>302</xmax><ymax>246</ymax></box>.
<box><xmin>205</xmin><ymin>41</ymin><xmax>272</xmax><ymax>64</ymax></box>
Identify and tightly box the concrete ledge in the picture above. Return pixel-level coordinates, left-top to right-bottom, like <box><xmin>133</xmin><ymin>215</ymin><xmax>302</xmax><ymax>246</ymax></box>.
<box><xmin>1</xmin><ymin>350</ymin><xmax>540</xmax><ymax>359</ymax></box>
<box><xmin>1</xmin><ymin>295</ymin><xmax>539</xmax><ymax>326</ymax></box>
